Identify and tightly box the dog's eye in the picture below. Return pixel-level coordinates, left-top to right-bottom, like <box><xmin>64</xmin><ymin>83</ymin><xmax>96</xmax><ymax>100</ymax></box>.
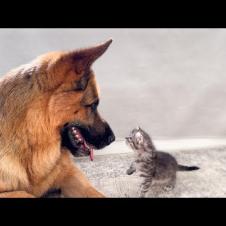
<box><xmin>85</xmin><ymin>100</ymin><xmax>99</xmax><ymax>111</ymax></box>
<box><xmin>74</xmin><ymin>78</ymin><xmax>88</xmax><ymax>91</ymax></box>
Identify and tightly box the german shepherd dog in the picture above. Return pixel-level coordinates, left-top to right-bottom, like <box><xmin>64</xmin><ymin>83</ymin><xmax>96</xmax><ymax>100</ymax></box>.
<box><xmin>0</xmin><ymin>39</ymin><xmax>115</xmax><ymax>197</ymax></box>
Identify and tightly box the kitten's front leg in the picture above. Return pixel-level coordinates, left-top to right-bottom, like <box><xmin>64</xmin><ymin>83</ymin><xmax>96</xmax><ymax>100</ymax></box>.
<box><xmin>139</xmin><ymin>179</ymin><xmax>152</xmax><ymax>198</ymax></box>
<box><xmin>126</xmin><ymin>161</ymin><xmax>136</xmax><ymax>175</ymax></box>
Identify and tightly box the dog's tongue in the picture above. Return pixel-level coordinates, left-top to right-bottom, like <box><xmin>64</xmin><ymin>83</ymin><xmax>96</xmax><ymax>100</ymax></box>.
<box><xmin>82</xmin><ymin>141</ymin><xmax>94</xmax><ymax>161</ymax></box>
<box><xmin>89</xmin><ymin>147</ymin><xmax>94</xmax><ymax>161</ymax></box>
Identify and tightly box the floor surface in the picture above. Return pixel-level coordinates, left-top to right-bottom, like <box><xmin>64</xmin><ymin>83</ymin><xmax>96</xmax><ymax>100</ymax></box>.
<box><xmin>75</xmin><ymin>144</ymin><xmax>226</xmax><ymax>197</ymax></box>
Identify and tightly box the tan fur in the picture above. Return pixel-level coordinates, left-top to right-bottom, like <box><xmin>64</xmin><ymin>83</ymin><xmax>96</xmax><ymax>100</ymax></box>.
<box><xmin>0</xmin><ymin>40</ymin><xmax>112</xmax><ymax>197</ymax></box>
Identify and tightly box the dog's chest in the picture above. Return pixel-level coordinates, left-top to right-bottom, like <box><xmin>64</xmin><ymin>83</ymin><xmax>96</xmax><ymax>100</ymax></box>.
<box><xmin>29</xmin><ymin>144</ymin><xmax>61</xmax><ymax>183</ymax></box>
<box><xmin>0</xmin><ymin>154</ymin><xmax>29</xmax><ymax>190</ymax></box>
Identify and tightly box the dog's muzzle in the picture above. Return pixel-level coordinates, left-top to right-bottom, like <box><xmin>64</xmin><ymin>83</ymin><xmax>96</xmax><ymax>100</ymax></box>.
<box><xmin>61</xmin><ymin>121</ymin><xmax>115</xmax><ymax>160</ymax></box>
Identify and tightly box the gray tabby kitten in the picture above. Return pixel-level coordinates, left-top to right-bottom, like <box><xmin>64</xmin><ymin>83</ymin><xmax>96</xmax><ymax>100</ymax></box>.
<box><xmin>125</xmin><ymin>127</ymin><xmax>199</xmax><ymax>197</ymax></box>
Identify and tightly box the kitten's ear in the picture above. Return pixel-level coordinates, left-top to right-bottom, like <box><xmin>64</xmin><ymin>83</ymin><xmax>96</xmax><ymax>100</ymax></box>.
<box><xmin>68</xmin><ymin>39</ymin><xmax>112</xmax><ymax>74</ymax></box>
<box><xmin>136</xmin><ymin>126</ymin><xmax>141</xmax><ymax>131</ymax></box>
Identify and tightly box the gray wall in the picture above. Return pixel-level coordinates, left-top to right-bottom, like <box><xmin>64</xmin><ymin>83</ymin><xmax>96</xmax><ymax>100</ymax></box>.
<box><xmin>0</xmin><ymin>29</ymin><xmax>226</xmax><ymax>139</ymax></box>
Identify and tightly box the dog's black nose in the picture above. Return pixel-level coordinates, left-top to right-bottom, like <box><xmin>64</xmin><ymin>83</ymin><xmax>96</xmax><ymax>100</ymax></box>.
<box><xmin>107</xmin><ymin>134</ymin><xmax>115</xmax><ymax>145</ymax></box>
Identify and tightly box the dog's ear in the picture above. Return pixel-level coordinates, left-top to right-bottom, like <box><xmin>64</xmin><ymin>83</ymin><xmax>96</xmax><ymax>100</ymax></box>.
<box><xmin>45</xmin><ymin>40</ymin><xmax>112</xmax><ymax>89</ymax></box>
<box><xmin>69</xmin><ymin>39</ymin><xmax>112</xmax><ymax>74</ymax></box>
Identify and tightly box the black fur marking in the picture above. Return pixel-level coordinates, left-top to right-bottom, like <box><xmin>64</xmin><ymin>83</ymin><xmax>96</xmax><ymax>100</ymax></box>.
<box><xmin>177</xmin><ymin>165</ymin><xmax>200</xmax><ymax>171</ymax></box>
<box><xmin>25</xmin><ymin>73</ymin><xmax>32</xmax><ymax>80</ymax></box>
<box><xmin>41</xmin><ymin>188</ymin><xmax>61</xmax><ymax>198</ymax></box>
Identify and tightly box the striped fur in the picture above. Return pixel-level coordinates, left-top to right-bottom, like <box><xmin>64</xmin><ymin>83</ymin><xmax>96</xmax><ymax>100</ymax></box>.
<box><xmin>126</xmin><ymin>127</ymin><xmax>199</xmax><ymax>197</ymax></box>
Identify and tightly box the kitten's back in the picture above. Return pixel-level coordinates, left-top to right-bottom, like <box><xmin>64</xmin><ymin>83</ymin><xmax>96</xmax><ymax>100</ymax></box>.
<box><xmin>154</xmin><ymin>151</ymin><xmax>178</xmax><ymax>179</ymax></box>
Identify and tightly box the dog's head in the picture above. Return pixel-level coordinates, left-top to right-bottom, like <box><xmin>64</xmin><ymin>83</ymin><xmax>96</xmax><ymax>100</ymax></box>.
<box><xmin>45</xmin><ymin>40</ymin><xmax>115</xmax><ymax>156</ymax></box>
<box><xmin>0</xmin><ymin>40</ymin><xmax>115</xmax><ymax>156</ymax></box>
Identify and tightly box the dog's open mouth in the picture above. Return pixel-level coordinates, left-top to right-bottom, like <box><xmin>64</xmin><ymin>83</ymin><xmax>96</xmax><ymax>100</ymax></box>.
<box><xmin>69</xmin><ymin>126</ymin><xmax>94</xmax><ymax>161</ymax></box>
<box><xmin>61</xmin><ymin>121</ymin><xmax>115</xmax><ymax>161</ymax></box>
<box><xmin>61</xmin><ymin>123</ymin><xmax>96</xmax><ymax>161</ymax></box>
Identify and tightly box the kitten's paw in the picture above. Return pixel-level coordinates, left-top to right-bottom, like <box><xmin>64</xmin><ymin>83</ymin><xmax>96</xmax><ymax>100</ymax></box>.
<box><xmin>163</xmin><ymin>185</ymin><xmax>174</xmax><ymax>192</ymax></box>
<box><xmin>139</xmin><ymin>191</ymin><xmax>146</xmax><ymax>198</ymax></box>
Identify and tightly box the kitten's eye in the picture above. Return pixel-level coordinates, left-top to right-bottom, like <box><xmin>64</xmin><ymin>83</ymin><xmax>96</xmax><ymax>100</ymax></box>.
<box><xmin>136</xmin><ymin>134</ymin><xmax>143</xmax><ymax>145</ymax></box>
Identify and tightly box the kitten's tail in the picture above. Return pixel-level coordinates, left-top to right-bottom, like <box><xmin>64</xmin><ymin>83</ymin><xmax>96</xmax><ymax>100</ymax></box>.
<box><xmin>177</xmin><ymin>165</ymin><xmax>200</xmax><ymax>171</ymax></box>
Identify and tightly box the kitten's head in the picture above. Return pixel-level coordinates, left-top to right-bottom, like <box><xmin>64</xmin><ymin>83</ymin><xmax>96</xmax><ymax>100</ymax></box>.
<box><xmin>125</xmin><ymin>127</ymin><xmax>155</xmax><ymax>154</ymax></box>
